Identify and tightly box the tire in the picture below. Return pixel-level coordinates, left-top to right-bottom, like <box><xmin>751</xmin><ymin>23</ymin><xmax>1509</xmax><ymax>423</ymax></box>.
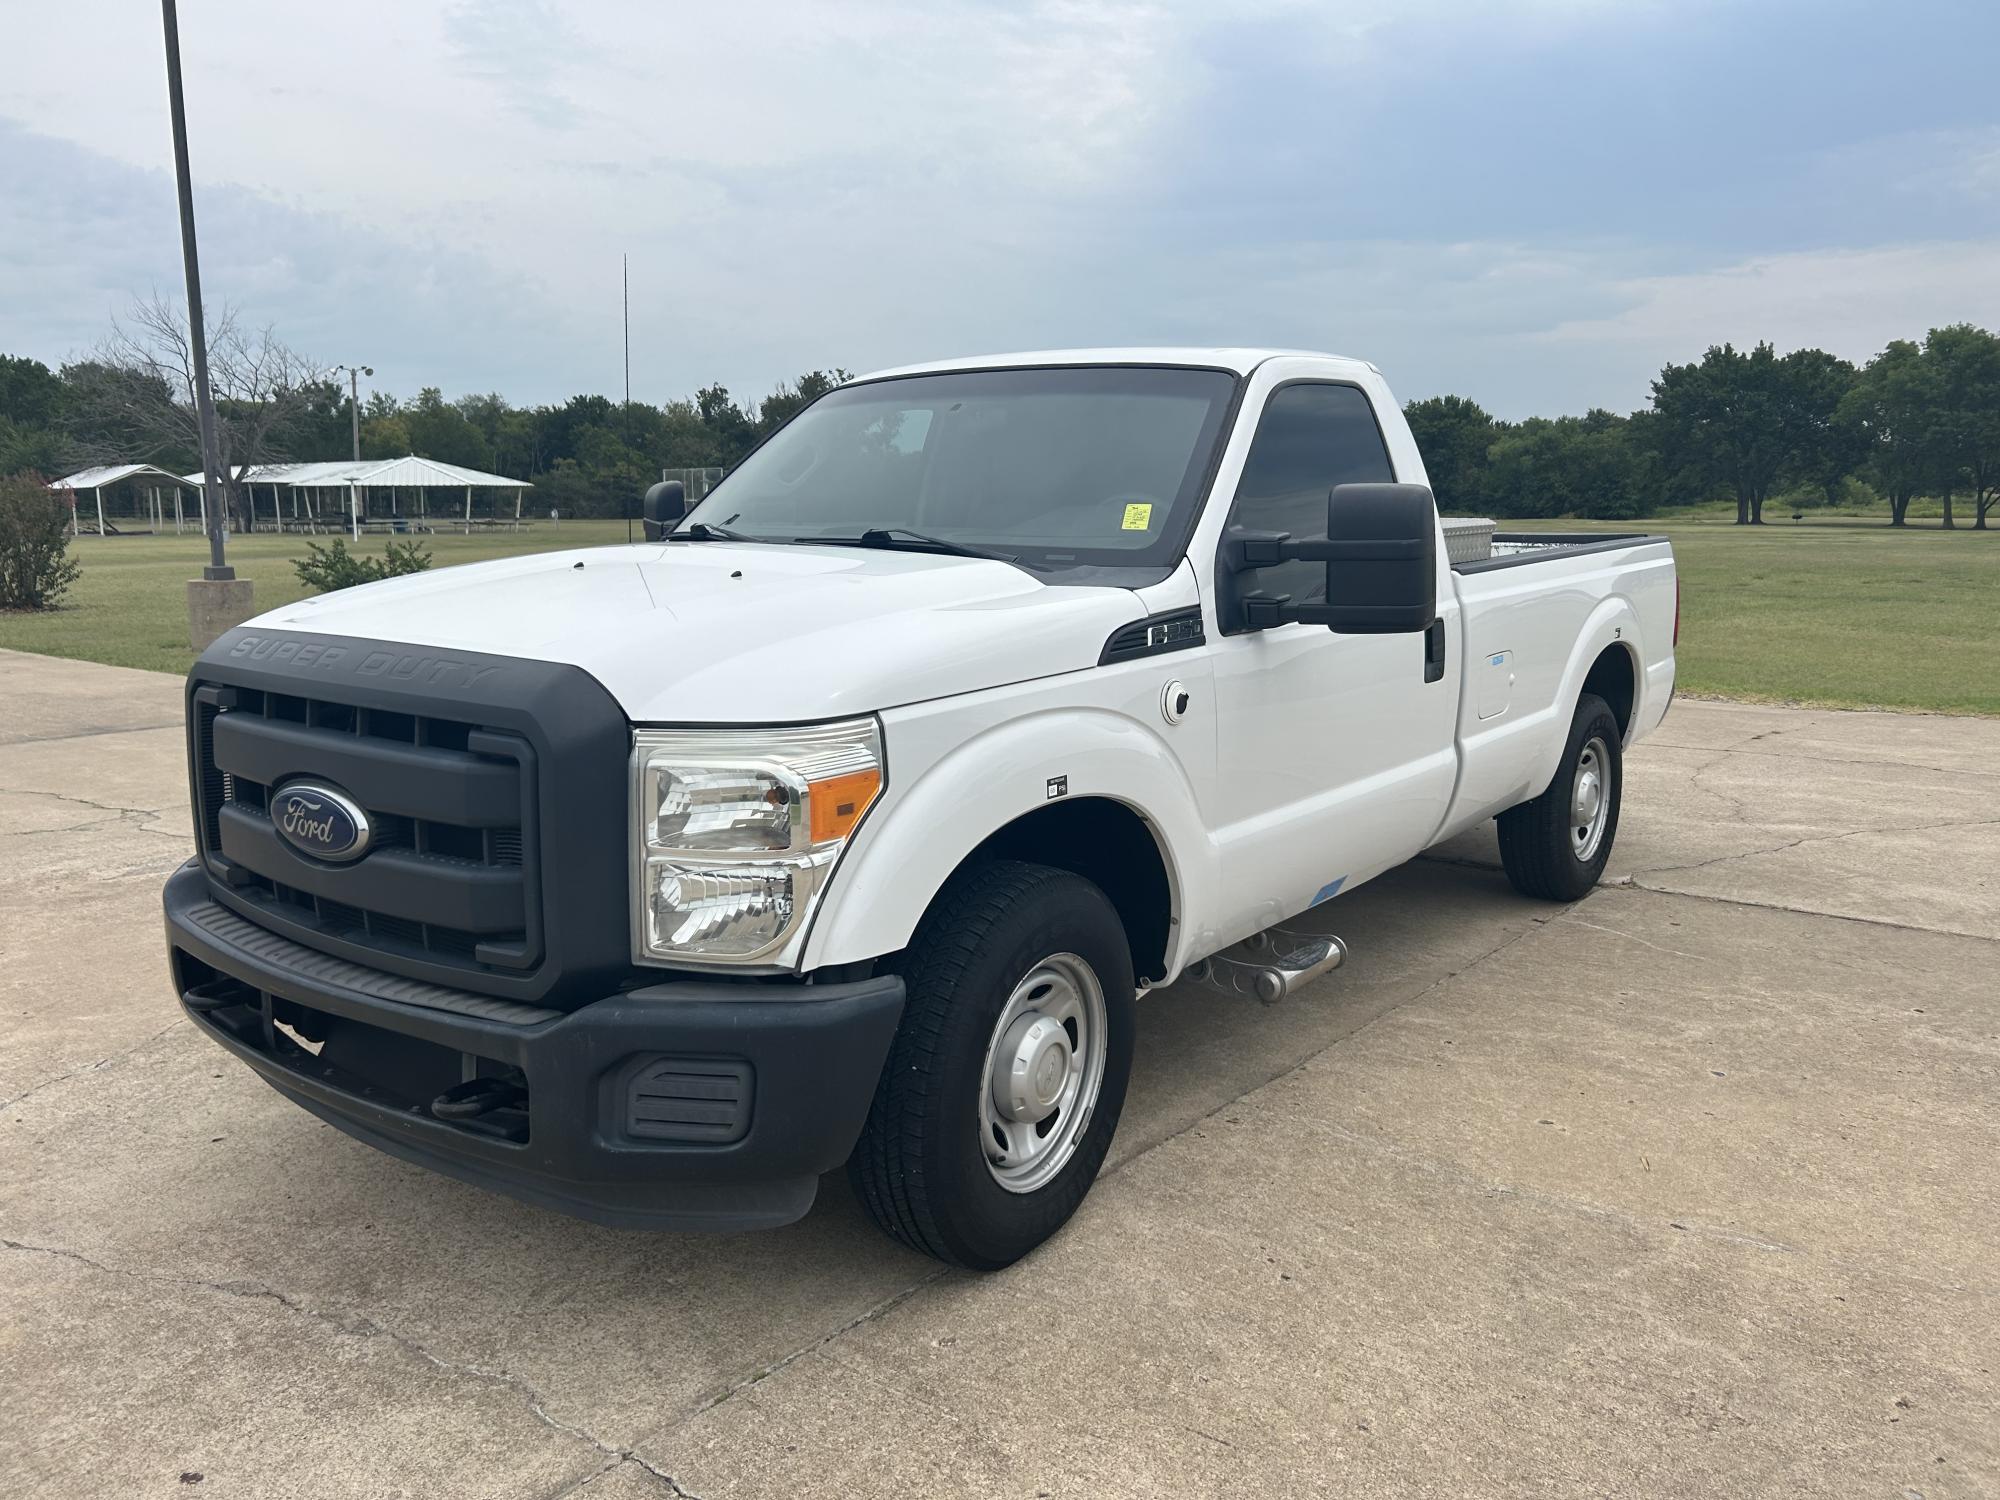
<box><xmin>849</xmin><ymin>860</ymin><xmax>1136</xmax><ymax>1270</ymax></box>
<box><xmin>1497</xmin><ymin>692</ymin><xmax>1623</xmax><ymax>902</ymax></box>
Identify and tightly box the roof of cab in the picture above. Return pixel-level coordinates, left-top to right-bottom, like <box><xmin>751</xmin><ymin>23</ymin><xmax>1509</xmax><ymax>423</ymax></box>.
<box><xmin>852</xmin><ymin>347</ymin><xmax>1378</xmax><ymax>383</ymax></box>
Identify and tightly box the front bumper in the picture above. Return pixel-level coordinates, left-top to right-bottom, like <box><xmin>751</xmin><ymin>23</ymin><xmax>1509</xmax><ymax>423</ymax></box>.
<box><xmin>164</xmin><ymin>862</ymin><xmax>904</xmax><ymax>1231</ymax></box>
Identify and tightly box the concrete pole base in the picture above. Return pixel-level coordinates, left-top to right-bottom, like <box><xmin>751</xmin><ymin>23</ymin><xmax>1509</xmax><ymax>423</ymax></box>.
<box><xmin>187</xmin><ymin>577</ymin><xmax>256</xmax><ymax>652</ymax></box>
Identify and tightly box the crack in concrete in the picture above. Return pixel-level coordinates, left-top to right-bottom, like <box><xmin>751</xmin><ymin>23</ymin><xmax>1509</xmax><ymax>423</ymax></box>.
<box><xmin>0</xmin><ymin>1018</ymin><xmax>189</xmax><ymax>1114</ymax></box>
<box><xmin>541</xmin><ymin>1455</ymin><xmax>702</xmax><ymax>1500</ymax></box>
<box><xmin>0</xmin><ymin>720</ymin><xmax>182</xmax><ymax>748</ymax></box>
<box><xmin>1611</xmin><ymin>878</ymin><xmax>2000</xmax><ymax>944</ymax></box>
<box><xmin>0</xmin><ymin>1237</ymin><xmax>703</xmax><ymax>1499</ymax></box>
<box><xmin>1682</xmin><ymin>752</ymin><xmax>1754</xmax><ymax>824</ymax></box>
<box><xmin>1558</xmin><ymin>915</ymin><xmax>1711</xmax><ymax>964</ymax></box>
<box><xmin>1629</xmin><ymin>816</ymin><xmax>2000</xmax><ymax>879</ymax></box>
<box><xmin>669</xmin><ymin>1272</ymin><xmax>950</xmax><ymax>1428</ymax></box>
<box><xmin>1650</xmin><ymin>739</ymin><xmax>2000</xmax><ymax>783</ymax></box>
<box><xmin>0</xmin><ymin>784</ymin><xmax>180</xmax><ymax>836</ymax></box>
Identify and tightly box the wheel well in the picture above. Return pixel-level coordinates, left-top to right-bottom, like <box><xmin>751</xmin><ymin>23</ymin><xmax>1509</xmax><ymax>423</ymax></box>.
<box><xmin>964</xmin><ymin>798</ymin><xmax>1173</xmax><ymax>983</ymax></box>
<box><xmin>1582</xmin><ymin>643</ymin><xmax>1636</xmax><ymax>740</ymax></box>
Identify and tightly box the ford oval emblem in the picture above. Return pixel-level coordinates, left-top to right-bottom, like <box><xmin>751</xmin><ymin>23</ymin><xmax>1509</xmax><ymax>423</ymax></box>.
<box><xmin>271</xmin><ymin>781</ymin><xmax>372</xmax><ymax>863</ymax></box>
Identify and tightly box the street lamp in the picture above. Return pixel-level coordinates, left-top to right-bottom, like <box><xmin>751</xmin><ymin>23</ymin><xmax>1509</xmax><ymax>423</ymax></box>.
<box><xmin>333</xmin><ymin>363</ymin><xmax>372</xmax><ymax>462</ymax></box>
<box><xmin>162</xmin><ymin>0</ymin><xmax>254</xmax><ymax>649</ymax></box>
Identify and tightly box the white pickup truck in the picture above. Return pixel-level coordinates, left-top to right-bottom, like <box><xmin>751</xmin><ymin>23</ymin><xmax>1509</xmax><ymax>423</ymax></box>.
<box><xmin>164</xmin><ymin>348</ymin><xmax>1677</xmax><ymax>1268</ymax></box>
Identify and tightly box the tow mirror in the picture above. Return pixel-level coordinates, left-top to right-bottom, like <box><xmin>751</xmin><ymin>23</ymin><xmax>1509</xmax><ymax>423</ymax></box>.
<box><xmin>1315</xmin><ymin>482</ymin><xmax>1437</xmax><ymax>633</ymax></box>
<box><xmin>641</xmin><ymin>480</ymin><xmax>687</xmax><ymax>542</ymax></box>
<box><xmin>1223</xmin><ymin>481</ymin><xmax>1436</xmax><ymax>634</ymax></box>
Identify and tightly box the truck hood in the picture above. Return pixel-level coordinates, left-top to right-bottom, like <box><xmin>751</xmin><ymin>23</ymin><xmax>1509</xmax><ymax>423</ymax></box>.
<box><xmin>250</xmin><ymin>542</ymin><xmax>1144</xmax><ymax>722</ymax></box>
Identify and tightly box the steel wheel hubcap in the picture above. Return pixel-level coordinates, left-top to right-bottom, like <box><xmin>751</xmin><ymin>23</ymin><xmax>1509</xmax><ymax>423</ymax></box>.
<box><xmin>978</xmin><ymin>953</ymin><xmax>1107</xmax><ymax>1194</ymax></box>
<box><xmin>1570</xmin><ymin>736</ymin><xmax>1610</xmax><ymax>862</ymax></box>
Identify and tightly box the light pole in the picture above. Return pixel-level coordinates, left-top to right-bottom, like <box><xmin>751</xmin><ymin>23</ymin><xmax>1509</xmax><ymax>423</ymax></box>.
<box><xmin>161</xmin><ymin>0</ymin><xmax>227</xmax><ymax>580</ymax></box>
<box><xmin>162</xmin><ymin>0</ymin><xmax>254</xmax><ymax>649</ymax></box>
<box><xmin>334</xmin><ymin>363</ymin><xmax>372</xmax><ymax>462</ymax></box>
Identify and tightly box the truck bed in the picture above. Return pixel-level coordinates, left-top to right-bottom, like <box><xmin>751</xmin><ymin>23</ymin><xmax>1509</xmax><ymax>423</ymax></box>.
<box><xmin>1454</xmin><ymin>532</ymin><xmax>1670</xmax><ymax>573</ymax></box>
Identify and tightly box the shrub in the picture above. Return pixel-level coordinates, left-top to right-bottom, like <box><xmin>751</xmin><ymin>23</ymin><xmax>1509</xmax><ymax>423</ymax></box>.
<box><xmin>382</xmin><ymin>538</ymin><xmax>433</xmax><ymax>579</ymax></box>
<box><xmin>0</xmin><ymin>472</ymin><xmax>82</xmax><ymax>610</ymax></box>
<box><xmin>292</xmin><ymin>536</ymin><xmax>434</xmax><ymax>593</ymax></box>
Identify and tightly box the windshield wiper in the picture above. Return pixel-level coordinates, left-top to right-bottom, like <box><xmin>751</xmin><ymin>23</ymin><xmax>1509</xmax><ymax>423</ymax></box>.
<box><xmin>807</xmin><ymin>527</ymin><xmax>1020</xmax><ymax>566</ymax></box>
<box><xmin>667</xmin><ymin>521</ymin><xmax>759</xmax><ymax>542</ymax></box>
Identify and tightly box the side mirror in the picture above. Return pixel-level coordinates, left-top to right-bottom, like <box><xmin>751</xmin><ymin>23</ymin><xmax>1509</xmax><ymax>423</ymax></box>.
<box><xmin>1316</xmin><ymin>482</ymin><xmax>1437</xmax><ymax>634</ymax></box>
<box><xmin>641</xmin><ymin>480</ymin><xmax>687</xmax><ymax>541</ymax></box>
<box><xmin>1223</xmin><ymin>481</ymin><xmax>1437</xmax><ymax>634</ymax></box>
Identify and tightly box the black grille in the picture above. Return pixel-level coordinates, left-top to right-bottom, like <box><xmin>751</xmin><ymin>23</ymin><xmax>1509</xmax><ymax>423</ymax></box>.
<box><xmin>195</xmin><ymin>699</ymin><xmax>226</xmax><ymax>850</ymax></box>
<box><xmin>185</xmin><ymin>629</ymin><xmax>635</xmax><ymax>1010</ymax></box>
<box><xmin>191</xmin><ymin>682</ymin><xmax>541</xmax><ymax>983</ymax></box>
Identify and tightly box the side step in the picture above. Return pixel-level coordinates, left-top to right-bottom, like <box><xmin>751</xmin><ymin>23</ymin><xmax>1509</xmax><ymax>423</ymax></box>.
<box><xmin>1183</xmin><ymin>928</ymin><xmax>1347</xmax><ymax>1005</ymax></box>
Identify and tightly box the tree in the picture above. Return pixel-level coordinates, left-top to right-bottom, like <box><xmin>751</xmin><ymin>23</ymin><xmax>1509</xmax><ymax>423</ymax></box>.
<box><xmin>1403</xmin><ymin>395</ymin><xmax>1497</xmax><ymax>513</ymax></box>
<box><xmin>72</xmin><ymin>295</ymin><xmax>327</xmax><ymax>530</ymax></box>
<box><xmin>1841</xmin><ymin>340</ymin><xmax>1938</xmax><ymax>527</ymax></box>
<box><xmin>403</xmin><ymin>387</ymin><xmax>494</xmax><ymax>469</ymax></box>
<box><xmin>0</xmin><ymin>355</ymin><xmax>67</xmax><ymax>431</ymax></box>
<box><xmin>1775</xmin><ymin>348</ymin><xmax>1866</xmax><ymax>509</ymax></box>
<box><xmin>0</xmin><ymin>418</ymin><xmax>66</xmax><ymax>478</ymax></box>
<box><xmin>360</xmin><ymin>412</ymin><xmax>413</xmax><ymax>458</ymax></box>
<box><xmin>288</xmin><ymin>377</ymin><xmax>354</xmax><ymax>459</ymax></box>
<box><xmin>757</xmin><ymin>369</ymin><xmax>848</xmax><ymax>436</ymax></box>
<box><xmin>655</xmin><ymin>398</ymin><xmax>720</xmax><ymax>468</ymax></box>
<box><xmin>1924</xmin><ymin>324</ymin><xmax>2000</xmax><ymax>530</ymax></box>
<box><xmin>1650</xmin><ymin>342</ymin><xmax>1791</xmax><ymax>524</ymax></box>
<box><xmin>696</xmin><ymin>385</ymin><xmax>758</xmax><ymax>465</ymax></box>
<box><xmin>1483</xmin><ymin>411</ymin><xmax>1652</xmax><ymax>520</ymax></box>
<box><xmin>0</xmin><ymin>356</ymin><xmax>74</xmax><ymax>476</ymax></box>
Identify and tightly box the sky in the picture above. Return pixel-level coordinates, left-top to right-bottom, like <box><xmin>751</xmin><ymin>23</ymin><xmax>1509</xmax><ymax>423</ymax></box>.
<box><xmin>4</xmin><ymin>0</ymin><xmax>1997</xmax><ymax>420</ymax></box>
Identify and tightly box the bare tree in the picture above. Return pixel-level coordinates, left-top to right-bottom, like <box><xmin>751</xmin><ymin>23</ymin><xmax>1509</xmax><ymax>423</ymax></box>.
<box><xmin>70</xmin><ymin>294</ymin><xmax>328</xmax><ymax>531</ymax></box>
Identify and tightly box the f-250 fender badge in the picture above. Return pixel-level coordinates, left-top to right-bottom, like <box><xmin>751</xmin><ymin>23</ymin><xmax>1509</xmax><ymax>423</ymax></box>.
<box><xmin>271</xmin><ymin>781</ymin><xmax>373</xmax><ymax>863</ymax></box>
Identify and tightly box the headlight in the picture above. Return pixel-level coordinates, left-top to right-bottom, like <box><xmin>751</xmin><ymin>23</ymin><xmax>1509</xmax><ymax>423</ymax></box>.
<box><xmin>631</xmin><ymin>719</ymin><xmax>883</xmax><ymax>964</ymax></box>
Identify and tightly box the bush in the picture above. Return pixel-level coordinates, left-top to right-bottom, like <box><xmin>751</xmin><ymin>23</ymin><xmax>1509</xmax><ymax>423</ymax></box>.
<box><xmin>292</xmin><ymin>536</ymin><xmax>434</xmax><ymax>593</ymax></box>
<box><xmin>382</xmin><ymin>538</ymin><xmax>433</xmax><ymax>579</ymax></box>
<box><xmin>0</xmin><ymin>472</ymin><xmax>82</xmax><ymax>610</ymax></box>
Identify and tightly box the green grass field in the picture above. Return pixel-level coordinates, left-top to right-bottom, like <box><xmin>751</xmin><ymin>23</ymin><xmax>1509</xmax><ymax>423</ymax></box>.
<box><xmin>0</xmin><ymin>522</ymin><xmax>634</xmax><ymax>676</ymax></box>
<box><xmin>2</xmin><ymin>516</ymin><xmax>1993</xmax><ymax>714</ymax></box>
<box><xmin>1506</xmin><ymin>516</ymin><xmax>1998</xmax><ymax>715</ymax></box>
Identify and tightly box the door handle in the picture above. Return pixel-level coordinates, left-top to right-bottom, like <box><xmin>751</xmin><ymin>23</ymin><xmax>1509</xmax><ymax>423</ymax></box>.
<box><xmin>1423</xmin><ymin>617</ymin><xmax>1446</xmax><ymax>683</ymax></box>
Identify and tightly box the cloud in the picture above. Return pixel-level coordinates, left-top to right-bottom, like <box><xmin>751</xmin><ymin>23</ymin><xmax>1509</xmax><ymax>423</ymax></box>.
<box><xmin>0</xmin><ymin>121</ymin><xmax>564</xmax><ymax>399</ymax></box>
<box><xmin>443</xmin><ymin>0</ymin><xmax>590</xmax><ymax>129</ymax></box>
<box><xmin>3</xmin><ymin>0</ymin><xmax>1997</xmax><ymax>419</ymax></box>
<box><xmin>1540</xmin><ymin>241</ymin><xmax>2000</xmax><ymax>377</ymax></box>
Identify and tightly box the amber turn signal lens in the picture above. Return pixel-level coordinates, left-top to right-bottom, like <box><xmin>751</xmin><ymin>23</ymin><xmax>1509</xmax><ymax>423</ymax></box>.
<box><xmin>808</xmin><ymin>768</ymin><xmax>881</xmax><ymax>844</ymax></box>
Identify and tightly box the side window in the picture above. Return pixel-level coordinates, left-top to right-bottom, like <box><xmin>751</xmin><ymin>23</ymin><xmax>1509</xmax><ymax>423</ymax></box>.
<box><xmin>1231</xmin><ymin>384</ymin><xmax>1395</xmax><ymax>604</ymax></box>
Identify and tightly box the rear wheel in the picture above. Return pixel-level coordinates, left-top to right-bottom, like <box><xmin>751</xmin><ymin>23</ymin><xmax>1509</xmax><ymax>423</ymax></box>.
<box><xmin>1497</xmin><ymin>692</ymin><xmax>1623</xmax><ymax>901</ymax></box>
<box><xmin>849</xmin><ymin>860</ymin><xmax>1135</xmax><ymax>1270</ymax></box>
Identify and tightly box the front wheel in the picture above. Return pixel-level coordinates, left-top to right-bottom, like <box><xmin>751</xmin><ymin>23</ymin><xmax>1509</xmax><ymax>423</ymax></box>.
<box><xmin>849</xmin><ymin>860</ymin><xmax>1136</xmax><ymax>1270</ymax></box>
<box><xmin>1496</xmin><ymin>692</ymin><xmax>1623</xmax><ymax>901</ymax></box>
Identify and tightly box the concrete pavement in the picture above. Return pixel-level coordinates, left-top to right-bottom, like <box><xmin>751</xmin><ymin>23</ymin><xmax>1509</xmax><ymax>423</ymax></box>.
<box><xmin>2</xmin><ymin>646</ymin><xmax>1995</xmax><ymax>1498</ymax></box>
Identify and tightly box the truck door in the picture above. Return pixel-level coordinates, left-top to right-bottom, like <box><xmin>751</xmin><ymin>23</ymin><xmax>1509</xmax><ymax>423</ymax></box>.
<box><xmin>1205</xmin><ymin>381</ymin><xmax>1462</xmax><ymax>929</ymax></box>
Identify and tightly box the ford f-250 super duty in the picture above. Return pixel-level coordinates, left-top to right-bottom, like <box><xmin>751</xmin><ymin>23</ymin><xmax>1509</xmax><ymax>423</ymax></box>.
<box><xmin>164</xmin><ymin>348</ymin><xmax>1677</xmax><ymax>1269</ymax></box>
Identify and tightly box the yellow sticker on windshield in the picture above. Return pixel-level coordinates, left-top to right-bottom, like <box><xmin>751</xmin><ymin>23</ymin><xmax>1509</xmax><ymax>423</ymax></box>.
<box><xmin>1121</xmin><ymin>503</ymin><xmax>1154</xmax><ymax>531</ymax></box>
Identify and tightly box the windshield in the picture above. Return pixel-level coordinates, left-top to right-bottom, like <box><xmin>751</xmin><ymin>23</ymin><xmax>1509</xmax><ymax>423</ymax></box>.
<box><xmin>678</xmin><ymin>365</ymin><xmax>1238</xmax><ymax>573</ymax></box>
